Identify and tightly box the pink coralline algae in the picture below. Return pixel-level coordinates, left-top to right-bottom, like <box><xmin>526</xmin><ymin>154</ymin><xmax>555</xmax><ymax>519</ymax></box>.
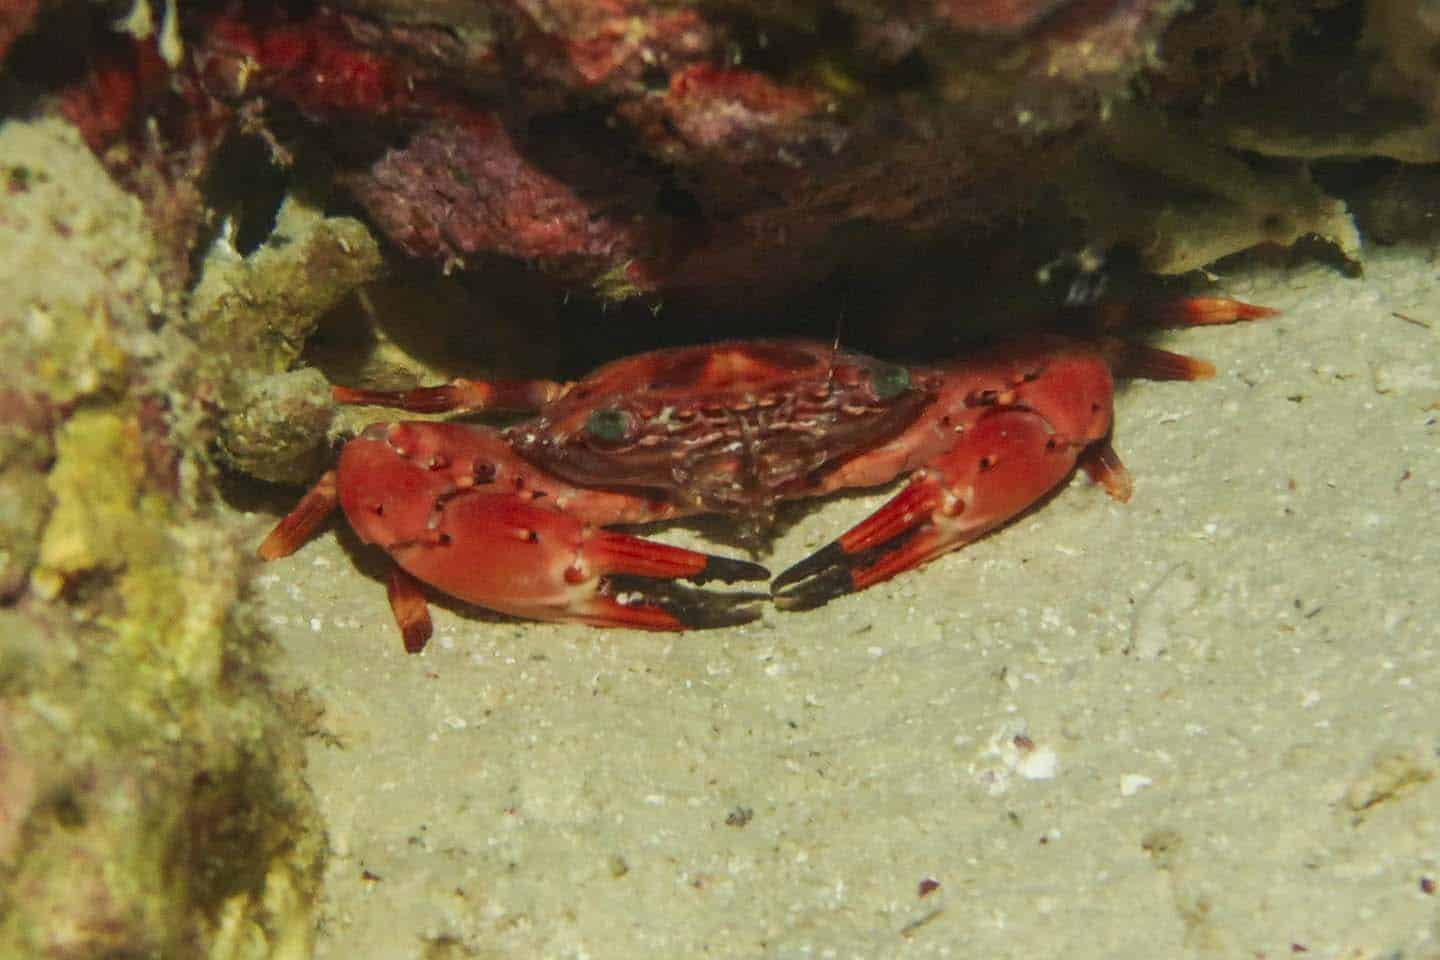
<box><xmin>19</xmin><ymin>1</ymin><xmax>1268</xmax><ymax>300</ymax></box>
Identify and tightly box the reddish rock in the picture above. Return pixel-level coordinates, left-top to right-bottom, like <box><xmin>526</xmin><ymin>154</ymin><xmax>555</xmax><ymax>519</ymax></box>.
<box><xmin>346</xmin><ymin>109</ymin><xmax>651</xmax><ymax>278</ymax></box>
<box><xmin>506</xmin><ymin>0</ymin><xmax>715</xmax><ymax>92</ymax></box>
<box><xmin>934</xmin><ymin>0</ymin><xmax>1073</xmax><ymax>33</ymax></box>
<box><xmin>33</xmin><ymin>1</ymin><xmax>1315</xmax><ymax>303</ymax></box>
<box><xmin>196</xmin><ymin>8</ymin><xmax>449</xmax><ymax>119</ymax></box>
<box><xmin>0</xmin><ymin>0</ymin><xmax>37</xmax><ymax>65</ymax></box>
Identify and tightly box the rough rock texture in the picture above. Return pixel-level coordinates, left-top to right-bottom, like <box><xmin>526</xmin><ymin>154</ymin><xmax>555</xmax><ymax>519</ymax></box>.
<box><xmin>250</xmin><ymin>0</ymin><xmax>1199</xmax><ymax>296</ymax></box>
<box><xmin>0</xmin><ymin>117</ymin><xmax>324</xmax><ymax>960</ymax></box>
<box><xmin>21</xmin><ymin>0</ymin><xmax>1379</xmax><ymax>314</ymax></box>
<box><xmin>187</xmin><ymin>195</ymin><xmax>383</xmax><ymax>485</ymax></box>
<box><xmin>1205</xmin><ymin>0</ymin><xmax>1440</xmax><ymax>165</ymax></box>
<box><xmin>25</xmin><ymin>3</ymin><xmax>1440</xmax><ymax>321</ymax></box>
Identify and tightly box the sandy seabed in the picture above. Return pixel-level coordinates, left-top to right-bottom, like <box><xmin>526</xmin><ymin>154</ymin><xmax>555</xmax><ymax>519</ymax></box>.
<box><xmin>254</xmin><ymin>249</ymin><xmax>1440</xmax><ymax>959</ymax></box>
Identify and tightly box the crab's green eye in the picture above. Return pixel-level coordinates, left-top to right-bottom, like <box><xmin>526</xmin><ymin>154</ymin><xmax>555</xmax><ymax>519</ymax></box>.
<box><xmin>873</xmin><ymin>364</ymin><xmax>911</xmax><ymax>400</ymax></box>
<box><xmin>584</xmin><ymin>408</ymin><xmax>634</xmax><ymax>445</ymax></box>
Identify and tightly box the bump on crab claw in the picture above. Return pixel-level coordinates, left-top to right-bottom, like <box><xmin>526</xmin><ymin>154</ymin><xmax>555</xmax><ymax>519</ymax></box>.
<box><xmin>607</xmin><ymin>576</ymin><xmax>769</xmax><ymax>628</ymax></box>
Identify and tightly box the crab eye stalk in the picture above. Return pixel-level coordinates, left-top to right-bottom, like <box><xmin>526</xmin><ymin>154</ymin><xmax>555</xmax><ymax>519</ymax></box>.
<box><xmin>872</xmin><ymin>364</ymin><xmax>911</xmax><ymax>401</ymax></box>
<box><xmin>584</xmin><ymin>408</ymin><xmax>635</xmax><ymax>445</ymax></box>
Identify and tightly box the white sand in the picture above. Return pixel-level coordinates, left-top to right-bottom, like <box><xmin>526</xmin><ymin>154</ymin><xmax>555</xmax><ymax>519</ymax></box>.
<box><xmin>257</xmin><ymin>249</ymin><xmax>1440</xmax><ymax>959</ymax></box>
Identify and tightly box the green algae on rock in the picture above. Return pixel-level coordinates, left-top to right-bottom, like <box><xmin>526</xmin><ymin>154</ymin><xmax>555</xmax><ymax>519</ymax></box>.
<box><xmin>0</xmin><ymin>117</ymin><xmax>325</xmax><ymax>959</ymax></box>
<box><xmin>187</xmin><ymin>194</ymin><xmax>382</xmax><ymax>486</ymax></box>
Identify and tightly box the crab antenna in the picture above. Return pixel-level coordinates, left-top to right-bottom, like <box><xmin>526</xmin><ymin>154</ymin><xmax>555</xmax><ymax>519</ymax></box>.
<box><xmin>826</xmin><ymin>290</ymin><xmax>848</xmax><ymax>388</ymax></box>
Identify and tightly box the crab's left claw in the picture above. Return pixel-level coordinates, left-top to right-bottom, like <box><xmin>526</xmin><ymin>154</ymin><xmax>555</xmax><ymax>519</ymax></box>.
<box><xmin>353</xmin><ymin>487</ymin><xmax>770</xmax><ymax>640</ymax></box>
<box><xmin>553</xmin><ymin>521</ymin><xmax>772</xmax><ymax>630</ymax></box>
<box><xmin>602</xmin><ymin>574</ymin><xmax>771</xmax><ymax>630</ymax></box>
<box><xmin>773</xmin><ymin>410</ymin><xmax>1119</xmax><ymax>610</ymax></box>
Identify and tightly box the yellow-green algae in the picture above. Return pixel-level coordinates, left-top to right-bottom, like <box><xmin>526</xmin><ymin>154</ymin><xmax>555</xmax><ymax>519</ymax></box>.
<box><xmin>1059</xmin><ymin>105</ymin><xmax>1361</xmax><ymax>276</ymax></box>
<box><xmin>0</xmin><ymin>118</ymin><xmax>323</xmax><ymax>958</ymax></box>
<box><xmin>187</xmin><ymin>194</ymin><xmax>382</xmax><ymax>378</ymax></box>
<box><xmin>590</xmin><ymin>258</ymin><xmax>649</xmax><ymax>304</ymax></box>
<box><xmin>186</xmin><ymin>193</ymin><xmax>383</xmax><ymax>485</ymax></box>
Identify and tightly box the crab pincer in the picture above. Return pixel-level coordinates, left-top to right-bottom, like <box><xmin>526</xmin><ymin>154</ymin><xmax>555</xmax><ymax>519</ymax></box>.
<box><xmin>771</xmin><ymin>409</ymin><xmax>1121</xmax><ymax>609</ymax></box>
<box><xmin>373</xmin><ymin>488</ymin><xmax>769</xmax><ymax>638</ymax></box>
<box><xmin>769</xmin><ymin>325</ymin><xmax>1233</xmax><ymax>610</ymax></box>
<box><xmin>260</xmin><ymin>421</ymin><xmax>768</xmax><ymax>651</ymax></box>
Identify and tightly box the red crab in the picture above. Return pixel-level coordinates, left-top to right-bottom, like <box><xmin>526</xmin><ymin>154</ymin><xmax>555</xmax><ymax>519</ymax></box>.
<box><xmin>259</xmin><ymin>297</ymin><xmax>1273</xmax><ymax>651</ymax></box>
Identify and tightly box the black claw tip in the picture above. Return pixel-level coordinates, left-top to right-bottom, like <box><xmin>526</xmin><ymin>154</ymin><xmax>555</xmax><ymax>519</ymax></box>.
<box><xmin>610</xmin><ymin>577</ymin><xmax>768</xmax><ymax>629</ymax></box>
<box><xmin>772</xmin><ymin>565</ymin><xmax>856</xmax><ymax>611</ymax></box>
<box><xmin>691</xmin><ymin>555</ymin><xmax>771</xmax><ymax>585</ymax></box>
<box><xmin>673</xmin><ymin>592</ymin><xmax>768</xmax><ymax>628</ymax></box>
<box><xmin>771</xmin><ymin>541</ymin><xmax>846</xmax><ymax>594</ymax></box>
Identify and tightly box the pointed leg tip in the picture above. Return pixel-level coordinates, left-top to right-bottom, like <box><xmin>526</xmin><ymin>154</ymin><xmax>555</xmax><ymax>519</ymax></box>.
<box><xmin>256</xmin><ymin>535</ymin><xmax>289</xmax><ymax>562</ymax></box>
<box><xmin>1173</xmin><ymin>297</ymin><xmax>1278</xmax><ymax>326</ymax></box>
<box><xmin>257</xmin><ymin>518</ymin><xmax>314</xmax><ymax>560</ymax></box>
<box><xmin>1080</xmin><ymin>440</ymin><xmax>1134</xmax><ymax>503</ymax></box>
<box><xmin>387</xmin><ymin>566</ymin><xmax>434</xmax><ymax>652</ymax></box>
<box><xmin>259</xmin><ymin>471</ymin><xmax>339</xmax><ymax>560</ymax></box>
<box><xmin>333</xmin><ymin>383</ymin><xmax>462</xmax><ymax>414</ymax></box>
<box><xmin>1112</xmin><ymin>344</ymin><xmax>1216</xmax><ymax>382</ymax></box>
<box><xmin>1233</xmin><ymin>301</ymin><xmax>1280</xmax><ymax>320</ymax></box>
<box><xmin>402</xmin><ymin>623</ymin><xmax>433</xmax><ymax>654</ymax></box>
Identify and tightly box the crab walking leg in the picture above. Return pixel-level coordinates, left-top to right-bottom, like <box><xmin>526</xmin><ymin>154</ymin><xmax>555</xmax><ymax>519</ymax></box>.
<box><xmin>256</xmin><ymin>466</ymin><xmax>439</xmax><ymax>650</ymax></box>
<box><xmin>1077</xmin><ymin>437</ymin><xmax>1133</xmax><ymax>503</ymax></box>
<box><xmin>386</xmin><ymin>567</ymin><xmax>435</xmax><ymax>653</ymax></box>
<box><xmin>365</xmin><ymin>492</ymin><xmax>768</xmax><ymax>632</ymax></box>
<box><xmin>1064</xmin><ymin>297</ymin><xmax>1278</xmax><ymax>335</ymax></box>
<box><xmin>772</xmin><ymin>410</ymin><xmax>1111</xmax><ymax>609</ymax></box>
<box><xmin>1109</xmin><ymin>297</ymin><xmax>1278</xmax><ymax>329</ymax></box>
<box><xmin>257</xmin><ymin>469</ymin><xmax>338</xmax><ymax>560</ymax></box>
<box><xmin>332</xmin><ymin>377</ymin><xmax>567</xmax><ymax>415</ymax></box>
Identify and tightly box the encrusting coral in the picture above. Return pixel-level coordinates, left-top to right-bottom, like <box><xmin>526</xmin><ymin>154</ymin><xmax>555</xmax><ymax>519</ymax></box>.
<box><xmin>0</xmin><ymin>116</ymin><xmax>324</xmax><ymax>960</ymax></box>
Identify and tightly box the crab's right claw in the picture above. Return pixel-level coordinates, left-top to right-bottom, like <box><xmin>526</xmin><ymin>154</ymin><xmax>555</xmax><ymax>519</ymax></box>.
<box><xmin>772</xmin><ymin>410</ymin><xmax>1087</xmax><ymax>611</ymax></box>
